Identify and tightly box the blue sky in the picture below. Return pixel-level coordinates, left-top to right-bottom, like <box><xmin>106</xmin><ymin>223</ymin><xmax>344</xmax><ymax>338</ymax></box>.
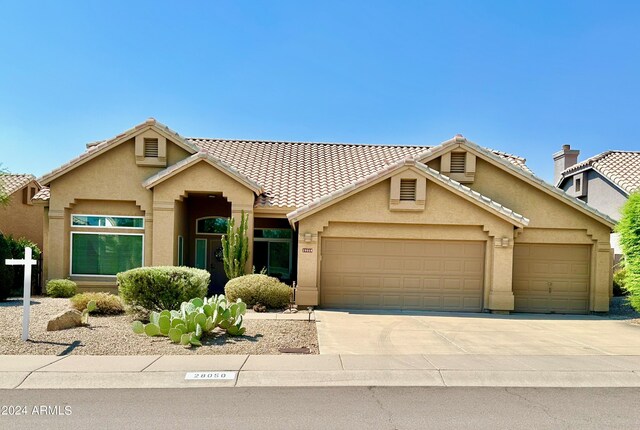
<box><xmin>1</xmin><ymin>1</ymin><xmax>639</xmax><ymax>182</ymax></box>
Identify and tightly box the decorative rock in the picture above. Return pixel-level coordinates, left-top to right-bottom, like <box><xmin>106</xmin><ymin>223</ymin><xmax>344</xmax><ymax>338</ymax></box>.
<box><xmin>46</xmin><ymin>309</ymin><xmax>84</xmax><ymax>331</ymax></box>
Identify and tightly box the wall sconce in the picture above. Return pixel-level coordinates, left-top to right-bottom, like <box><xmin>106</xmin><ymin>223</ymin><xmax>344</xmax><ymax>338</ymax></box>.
<box><xmin>501</xmin><ymin>237</ymin><xmax>510</xmax><ymax>247</ymax></box>
<box><xmin>304</xmin><ymin>233</ymin><xmax>312</xmax><ymax>243</ymax></box>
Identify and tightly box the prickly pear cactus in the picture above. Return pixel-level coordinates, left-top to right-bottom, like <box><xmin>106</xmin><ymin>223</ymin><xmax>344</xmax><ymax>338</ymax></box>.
<box><xmin>132</xmin><ymin>294</ymin><xmax>247</xmax><ymax>347</ymax></box>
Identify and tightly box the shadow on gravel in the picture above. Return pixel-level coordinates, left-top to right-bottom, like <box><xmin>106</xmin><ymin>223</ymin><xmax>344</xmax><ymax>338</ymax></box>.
<box><xmin>200</xmin><ymin>332</ymin><xmax>263</xmax><ymax>347</ymax></box>
<box><xmin>25</xmin><ymin>339</ymin><xmax>83</xmax><ymax>355</ymax></box>
<box><xmin>0</xmin><ymin>299</ymin><xmax>42</xmax><ymax>307</ymax></box>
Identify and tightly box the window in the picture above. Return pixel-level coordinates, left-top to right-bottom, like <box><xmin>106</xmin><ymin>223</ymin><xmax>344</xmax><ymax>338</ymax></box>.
<box><xmin>399</xmin><ymin>179</ymin><xmax>417</xmax><ymax>201</ymax></box>
<box><xmin>196</xmin><ymin>217</ymin><xmax>228</xmax><ymax>235</ymax></box>
<box><xmin>575</xmin><ymin>177</ymin><xmax>582</xmax><ymax>193</ymax></box>
<box><xmin>71</xmin><ymin>233</ymin><xmax>143</xmax><ymax>276</ymax></box>
<box><xmin>72</xmin><ymin>215</ymin><xmax>144</xmax><ymax>229</ymax></box>
<box><xmin>195</xmin><ymin>238</ymin><xmax>207</xmax><ymax>269</ymax></box>
<box><xmin>177</xmin><ymin>236</ymin><xmax>184</xmax><ymax>266</ymax></box>
<box><xmin>450</xmin><ymin>152</ymin><xmax>466</xmax><ymax>173</ymax></box>
<box><xmin>144</xmin><ymin>138</ymin><xmax>159</xmax><ymax>158</ymax></box>
<box><xmin>254</xmin><ymin>228</ymin><xmax>293</xmax><ymax>281</ymax></box>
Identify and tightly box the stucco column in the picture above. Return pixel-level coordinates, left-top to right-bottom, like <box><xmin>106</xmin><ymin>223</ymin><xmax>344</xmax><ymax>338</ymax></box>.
<box><xmin>231</xmin><ymin>204</ymin><xmax>254</xmax><ymax>274</ymax></box>
<box><xmin>47</xmin><ymin>209</ymin><xmax>65</xmax><ymax>280</ymax></box>
<box><xmin>151</xmin><ymin>201</ymin><xmax>175</xmax><ymax>266</ymax></box>
<box><xmin>592</xmin><ymin>241</ymin><xmax>613</xmax><ymax>312</ymax></box>
<box><xmin>487</xmin><ymin>237</ymin><xmax>515</xmax><ymax>312</ymax></box>
<box><xmin>295</xmin><ymin>231</ymin><xmax>319</xmax><ymax>306</ymax></box>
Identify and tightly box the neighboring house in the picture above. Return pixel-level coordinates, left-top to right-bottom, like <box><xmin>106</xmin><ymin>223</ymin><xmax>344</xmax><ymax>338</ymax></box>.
<box><xmin>0</xmin><ymin>173</ymin><xmax>44</xmax><ymax>248</ymax></box>
<box><xmin>34</xmin><ymin>119</ymin><xmax>615</xmax><ymax>314</ymax></box>
<box><xmin>554</xmin><ymin>145</ymin><xmax>640</xmax><ymax>259</ymax></box>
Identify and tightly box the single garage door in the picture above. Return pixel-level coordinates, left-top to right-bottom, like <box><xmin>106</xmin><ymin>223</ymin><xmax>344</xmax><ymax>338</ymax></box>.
<box><xmin>320</xmin><ymin>238</ymin><xmax>485</xmax><ymax>311</ymax></box>
<box><xmin>513</xmin><ymin>244</ymin><xmax>590</xmax><ymax>314</ymax></box>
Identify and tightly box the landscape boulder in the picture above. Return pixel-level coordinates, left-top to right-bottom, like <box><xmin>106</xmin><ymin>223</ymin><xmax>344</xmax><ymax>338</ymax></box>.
<box><xmin>46</xmin><ymin>309</ymin><xmax>84</xmax><ymax>331</ymax></box>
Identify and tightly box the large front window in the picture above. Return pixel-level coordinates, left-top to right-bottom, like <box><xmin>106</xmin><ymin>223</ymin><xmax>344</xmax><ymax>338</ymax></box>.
<box><xmin>71</xmin><ymin>233</ymin><xmax>143</xmax><ymax>276</ymax></box>
<box><xmin>70</xmin><ymin>213</ymin><xmax>145</xmax><ymax>276</ymax></box>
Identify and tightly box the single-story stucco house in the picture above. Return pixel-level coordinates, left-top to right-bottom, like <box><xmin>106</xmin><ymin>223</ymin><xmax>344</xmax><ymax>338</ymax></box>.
<box><xmin>34</xmin><ymin>119</ymin><xmax>616</xmax><ymax>314</ymax></box>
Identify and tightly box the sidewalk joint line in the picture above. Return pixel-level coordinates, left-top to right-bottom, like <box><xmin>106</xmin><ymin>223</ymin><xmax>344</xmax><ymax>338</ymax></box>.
<box><xmin>437</xmin><ymin>369</ymin><xmax>447</xmax><ymax>387</ymax></box>
<box><xmin>12</xmin><ymin>371</ymin><xmax>32</xmax><ymax>389</ymax></box>
<box><xmin>139</xmin><ymin>355</ymin><xmax>163</xmax><ymax>372</ymax></box>
<box><xmin>338</xmin><ymin>354</ymin><xmax>344</xmax><ymax>370</ymax></box>
<box><xmin>33</xmin><ymin>355</ymin><xmax>68</xmax><ymax>372</ymax></box>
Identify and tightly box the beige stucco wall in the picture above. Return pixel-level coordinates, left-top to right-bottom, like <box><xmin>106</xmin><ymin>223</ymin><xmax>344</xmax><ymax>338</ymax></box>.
<box><xmin>151</xmin><ymin>160</ymin><xmax>256</xmax><ymax>271</ymax></box>
<box><xmin>44</xmin><ymin>136</ymin><xmax>191</xmax><ymax>290</ymax></box>
<box><xmin>471</xmin><ymin>159</ymin><xmax>612</xmax><ymax>311</ymax></box>
<box><xmin>0</xmin><ymin>183</ymin><xmax>44</xmax><ymax>249</ymax></box>
<box><xmin>295</xmin><ymin>167</ymin><xmax>517</xmax><ymax>310</ymax></box>
<box><xmin>295</xmin><ymin>159</ymin><xmax>613</xmax><ymax>313</ymax></box>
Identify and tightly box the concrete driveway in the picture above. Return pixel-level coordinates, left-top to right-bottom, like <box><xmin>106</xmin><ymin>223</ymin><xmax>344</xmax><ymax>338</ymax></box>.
<box><xmin>315</xmin><ymin>310</ymin><xmax>640</xmax><ymax>355</ymax></box>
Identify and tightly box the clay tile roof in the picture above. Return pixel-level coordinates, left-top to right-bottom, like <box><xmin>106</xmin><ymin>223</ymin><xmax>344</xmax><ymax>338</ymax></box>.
<box><xmin>287</xmin><ymin>159</ymin><xmax>530</xmax><ymax>227</ymax></box>
<box><xmin>560</xmin><ymin>151</ymin><xmax>640</xmax><ymax>195</ymax></box>
<box><xmin>0</xmin><ymin>174</ymin><xmax>36</xmax><ymax>196</ymax></box>
<box><xmin>31</xmin><ymin>187</ymin><xmax>50</xmax><ymax>201</ymax></box>
<box><xmin>187</xmin><ymin>138</ymin><xmax>531</xmax><ymax>208</ymax></box>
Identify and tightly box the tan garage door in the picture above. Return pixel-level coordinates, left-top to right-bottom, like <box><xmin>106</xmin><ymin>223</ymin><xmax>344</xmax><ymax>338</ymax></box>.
<box><xmin>513</xmin><ymin>244</ymin><xmax>590</xmax><ymax>314</ymax></box>
<box><xmin>320</xmin><ymin>238</ymin><xmax>485</xmax><ymax>311</ymax></box>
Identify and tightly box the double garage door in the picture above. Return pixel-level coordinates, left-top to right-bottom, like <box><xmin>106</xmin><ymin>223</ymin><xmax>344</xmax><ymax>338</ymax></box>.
<box><xmin>320</xmin><ymin>238</ymin><xmax>591</xmax><ymax>314</ymax></box>
<box><xmin>321</xmin><ymin>238</ymin><xmax>485</xmax><ymax>312</ymax></box>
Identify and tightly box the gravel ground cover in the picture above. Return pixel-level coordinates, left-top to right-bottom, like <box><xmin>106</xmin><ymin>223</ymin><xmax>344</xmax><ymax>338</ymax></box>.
<box><xmin>609</xmin><ymin>296</ymin><xmax>640</xmax><ymax>325</ymax></box>
<box><xmin>0</xmin><ymin>297</ymin><xmax>318</xmax><ymax>355</ymax></box>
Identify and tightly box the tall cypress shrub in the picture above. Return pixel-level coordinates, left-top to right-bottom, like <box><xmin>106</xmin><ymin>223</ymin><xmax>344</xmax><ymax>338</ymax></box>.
<box><xmin>221</xmin><ymin>211</ymin><xmax>249</xmax><ymax>279</ymax></box>
<box><xmin>0</xmin><ymin>234</ymin><xmax>14</xmax><ymax>301</ymax></box>
<box><xmin>617</xmin><ymin>192</ymin><xmax>640</xmax><ymax>310</ymax></box>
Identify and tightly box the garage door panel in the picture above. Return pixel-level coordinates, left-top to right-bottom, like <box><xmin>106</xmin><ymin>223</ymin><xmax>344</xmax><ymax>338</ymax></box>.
<box><xmin>513</xmin><ymin>244</ymin><xmax>590</xmax><ymax>314</ymax></box>
<box><xmin>321</xmin><ymin>238</ymin><xmax>484</xmax><ymax>311</ymax></box>
<box><xmin>464</xmin><ymin>279</ymin><xmax>482</xmax><ymax>291</ymax></box>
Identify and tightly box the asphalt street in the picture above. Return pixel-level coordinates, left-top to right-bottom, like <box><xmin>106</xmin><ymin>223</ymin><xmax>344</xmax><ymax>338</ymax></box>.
<box><xmin>1</xmin><ymin>387</ymin><xmax>639</xmax><ymax>429</ymax></box>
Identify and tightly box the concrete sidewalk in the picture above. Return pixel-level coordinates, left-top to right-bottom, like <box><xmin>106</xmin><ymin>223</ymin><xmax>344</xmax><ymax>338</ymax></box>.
<box><xmin>2</xmin><ymin>354</ymin><xmax>640</xmax><ymax>389</ymax></box>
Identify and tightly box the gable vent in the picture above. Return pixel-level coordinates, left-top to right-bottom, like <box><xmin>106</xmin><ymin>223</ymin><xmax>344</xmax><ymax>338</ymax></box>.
<box><xmin>450</xmin><ymin>152</ymin><xmax>466</xmax><ymax>173</ymax></box>
<box><xmin>399</xmin><ymin>179</ymin><xmax>417</xmax><ymax>201</ymax></box>
<box><xmin>144</xmin><ymin>138</ymin><xmax>159</xmax><ymax>158</ymax></box>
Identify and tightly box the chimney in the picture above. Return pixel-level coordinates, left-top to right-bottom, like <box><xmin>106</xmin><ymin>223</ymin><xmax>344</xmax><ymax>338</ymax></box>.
<box><xmin>553</xmin><ymin>144</ymin><xmax>579</xmax><ymax>184</ymax></box>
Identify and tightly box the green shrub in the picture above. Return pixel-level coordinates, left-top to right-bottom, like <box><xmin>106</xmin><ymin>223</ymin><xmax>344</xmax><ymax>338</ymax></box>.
<box><xmin>225</xmin><ymin>274</ymin><xmax>291</xmax><ymax>309</ymax></box>
<box><xmin>70</xmin><ymin>292</ymin><xmax>124</xmax><ymax>315</ymax></box>
<box><xmin>46</xmin><ymin>279</ymin><xmax>77</xmax><ymax>298</ymax></box>
<box><xmin>117</xmin><ymin>266</ymin><xmax>210</xmax><ymax>312</ymax></box>
<box><xmin>0</xmin><ymin>234</ymin><xmax>14</xmax><ymax>301</ymax></box>
<box><xmin>0</xmin><ymin>234</ymin><xmax>41</xmax><ymax>301</ymax></box>
<box><xmin>617</xmin><ymin>192</ymin><xmax>640</xmax><ymax>310</ymax></box>
<box><xmin>613</xmin><ymin>267</ymin><xmax>627</xmax><ymax>297</ymax></box>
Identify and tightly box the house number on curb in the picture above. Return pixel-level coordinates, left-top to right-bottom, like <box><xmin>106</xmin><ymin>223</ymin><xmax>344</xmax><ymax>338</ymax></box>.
<box><xmin>185</xmin><ymin>372</ymin><xmax>237</xmax><ymax>380</ymax></box>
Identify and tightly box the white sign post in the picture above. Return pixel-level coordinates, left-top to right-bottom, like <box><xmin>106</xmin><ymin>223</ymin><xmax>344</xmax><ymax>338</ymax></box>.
<box><xmin>5</xmin><ymin>247</ymin><xmax>37</xmax><ymax>341</ymax></box>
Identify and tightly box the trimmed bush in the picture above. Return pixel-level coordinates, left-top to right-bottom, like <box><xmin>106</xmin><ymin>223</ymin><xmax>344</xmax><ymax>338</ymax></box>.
<box><xmin>225</xmin><ymin>274</ymin><xmax>291</xmax><ymax>309</ymax></box>
<box><xmin>117</xmin><ymin>266</ymin><xmax>210</xmax><ymax>312</ymax></box>
<box><xmin>70</xmin><ymin>292</ymin><xmax>124</xmax><ymax>315</ymax></box>
<box><xmin>617</xmin><ymin>192</ymin><xmax>640</xmax><ymax>310</ymax></box>
<box><xmin>46</xmin><ymin>279</ymin><xmax>77</xmax><ymax>298</ymax></box>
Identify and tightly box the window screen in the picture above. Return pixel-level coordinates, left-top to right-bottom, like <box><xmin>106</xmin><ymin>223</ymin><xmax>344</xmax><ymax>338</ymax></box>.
<box><xmin>71</xmin><ymin>233</ymin><xmax>143</xmax><ymax>275</ymax></box>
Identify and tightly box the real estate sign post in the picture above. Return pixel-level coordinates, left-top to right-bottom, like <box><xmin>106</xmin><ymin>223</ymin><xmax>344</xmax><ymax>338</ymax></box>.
<box><xmin>5</xmin><ymin>247</ymin><xmax>36</xmax><ymax>341</ymax></box>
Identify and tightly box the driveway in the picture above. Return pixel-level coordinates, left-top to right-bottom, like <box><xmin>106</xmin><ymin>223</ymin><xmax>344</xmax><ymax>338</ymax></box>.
<box><xmin>315</xmin><ymin>310</ymin><xmax>640</xmax><ymax>355</ymax></box>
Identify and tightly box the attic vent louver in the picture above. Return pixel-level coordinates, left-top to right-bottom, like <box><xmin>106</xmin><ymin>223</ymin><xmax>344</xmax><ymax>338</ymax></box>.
<box><xmin>450</xmin><ymin>152</ymin><xmax>466</xmax><ymax>173</ymax></box>
<box><xmin>399</xmin><ymin>179</ymin><xmax>417</xmax><ymax>201</ymax></box>
<box><xmin>144</xmin><ymin>138</ymin><xmax>159</xmax><ymax>157</ymax></box>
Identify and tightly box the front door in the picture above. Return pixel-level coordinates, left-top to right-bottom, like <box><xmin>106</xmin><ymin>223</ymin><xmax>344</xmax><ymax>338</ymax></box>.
<box><xmin>208</xmin><ymin>238</ymin><xmax>227</xmax><ymax>294</ymax></box>
<box><xmin>195</xmin><ymin>237</ymin><xmax>228</xmax><ymax>295</ymax></box>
